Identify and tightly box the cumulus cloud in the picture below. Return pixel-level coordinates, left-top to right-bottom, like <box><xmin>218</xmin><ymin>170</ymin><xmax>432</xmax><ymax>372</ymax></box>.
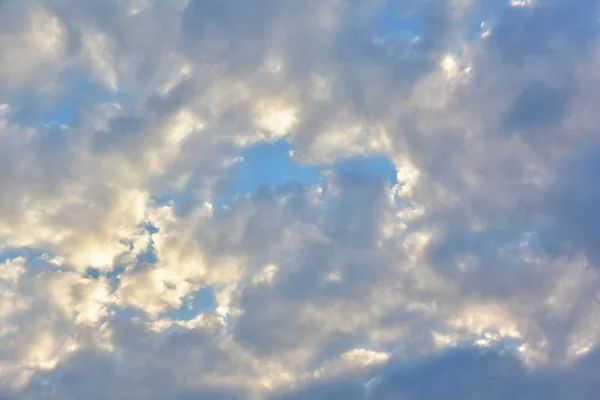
<box><xmin>1</xmin><ymin>0</ymin><xmax>600</xmax><ymax>398</ymax></box>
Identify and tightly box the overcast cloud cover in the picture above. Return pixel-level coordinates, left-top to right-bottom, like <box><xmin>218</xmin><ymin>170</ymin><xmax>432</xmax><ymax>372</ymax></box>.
<box><xmin>1</xmin><ymin>0</ymin><xmax>600</xmax><ymax>398</ymax></box>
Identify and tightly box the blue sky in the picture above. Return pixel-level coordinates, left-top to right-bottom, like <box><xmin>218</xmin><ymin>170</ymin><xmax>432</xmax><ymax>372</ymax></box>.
<box><xmin>217</xmin><ymin>139</ymin><xmax>397</xmax><ymax>207</ymax></box>
<box><xmin>1</xmin><ymin>0</ymin><xmax>600</xmax><ymax>399</ymax></box>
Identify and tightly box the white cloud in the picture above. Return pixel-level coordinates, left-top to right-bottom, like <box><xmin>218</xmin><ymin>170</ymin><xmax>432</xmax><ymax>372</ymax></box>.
<box><xmin>1</xmin><ymin>0</ymin><xmax>600</xmax><ymax>398</ymax></box>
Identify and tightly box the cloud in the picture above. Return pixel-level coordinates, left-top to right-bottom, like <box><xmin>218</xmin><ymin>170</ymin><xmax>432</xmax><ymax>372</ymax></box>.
<box><xmin>1</xmin><ymin>0</ymin><xmax>600</xmax><ymax>398</ymax></box>
<box><xmin>273</xmin><ymin>346</ymin><xmax>600</xmax><ymax>400</ymax></box>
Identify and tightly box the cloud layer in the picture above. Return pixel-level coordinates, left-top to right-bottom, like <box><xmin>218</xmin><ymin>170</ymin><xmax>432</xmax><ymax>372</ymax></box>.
<box><xmin>1</xmin><ymin>0</ymin><xmax>600</xmax><ymax>398</ymax></box>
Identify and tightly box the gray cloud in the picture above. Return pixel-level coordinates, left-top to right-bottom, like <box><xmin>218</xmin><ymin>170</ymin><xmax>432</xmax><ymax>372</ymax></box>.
<box><xmin>1</xmin><ymin>0</ymin><xmax>600</xmax><ymax>397</ymax></box>
<box><xmin>274</xmin><ymin>346</ymin><xmax>600</xmax><ymax>400</ymax></box>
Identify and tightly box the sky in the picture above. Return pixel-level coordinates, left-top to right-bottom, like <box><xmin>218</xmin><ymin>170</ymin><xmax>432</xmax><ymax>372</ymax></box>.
<box><xmin>1</xmin><ymin>0</ymin><xmax>600</xmax><ymax>398</ymax></box>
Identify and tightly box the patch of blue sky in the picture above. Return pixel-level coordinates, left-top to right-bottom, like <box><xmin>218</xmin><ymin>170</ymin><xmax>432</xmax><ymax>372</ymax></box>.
<box><xmin>42</xmin><ymin>75</ymin><xmax>97</xmax><ymax>127</ymax></box>
<box><xmin>375</xmin><ymin>0</ymin><xmax>497</xmax><ymax>44</ymax></box>
<box><xmin>214</xmin><ymin>140</ymin><xmax>400</xmax><ymax>211</ymax></box>
<box><xmin>84</xmin><ymin>266</ymin><xmax>126</xmax><ymax>291</ymax></box>
<box><xmin>98</xmin><ymin>229</ymin><xmax>159</xmax><ymax>289</ymax></box>
<box><xmin>0</xmin><ymin>247</ymin><xmax>42</xmax><ymax>263</ymax></box>
<box><xmin>83</xmin><ymin>267</ymin><xmax>103</xmax><ymax>279</ymax></box>
<box><xmin>0</xmin><ymin>246</ymin><xmax>134</xmax><ymax>290</ymax></box>
<box><xmin>42</xmin><ymin>72</ymin><xmax>127</xmax><ymax>128</ymax></box>
<box><xmin>143</xmin><ymin>222</ymin><xmax>160</xmax><ymax>235</ymax></box>
<box><xmin>0</xmin><ymin>70</ymin><xmax>126</xmax><ymax>131</ymax></box>
<box><xmin>375</xmin><ymin>1</ymin><xmax>422</xmax><ymax>38</ymax></box>
<box><xmin>215</xmin><ymin>140</ymin><xmax>321</xmax><ymax>211</ymax></box>
<box><xmin>134</xmin><ymin>236</ymin><xmax>159</xmax><ymax>266</ymax></box>
<box><xmin>149</xmin><ymin>139</ymin><xmax>400</xmax><ymax>214</ymax></box>
<box><xmin>167</xmin><ymin>287</ymin><xmax>217</xmax><ymax>321</ymax></box>
<box><xmin>0</xmin><ymin>247</ymin><xmax>64</xmax><ymax>270</ymax></box>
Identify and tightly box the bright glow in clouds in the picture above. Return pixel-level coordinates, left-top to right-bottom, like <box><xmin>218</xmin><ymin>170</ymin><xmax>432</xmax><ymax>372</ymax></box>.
<box><xmin>1</xmin><ymin>0</ymin><xmax>600</xmax><ymax>398</ymax></box>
